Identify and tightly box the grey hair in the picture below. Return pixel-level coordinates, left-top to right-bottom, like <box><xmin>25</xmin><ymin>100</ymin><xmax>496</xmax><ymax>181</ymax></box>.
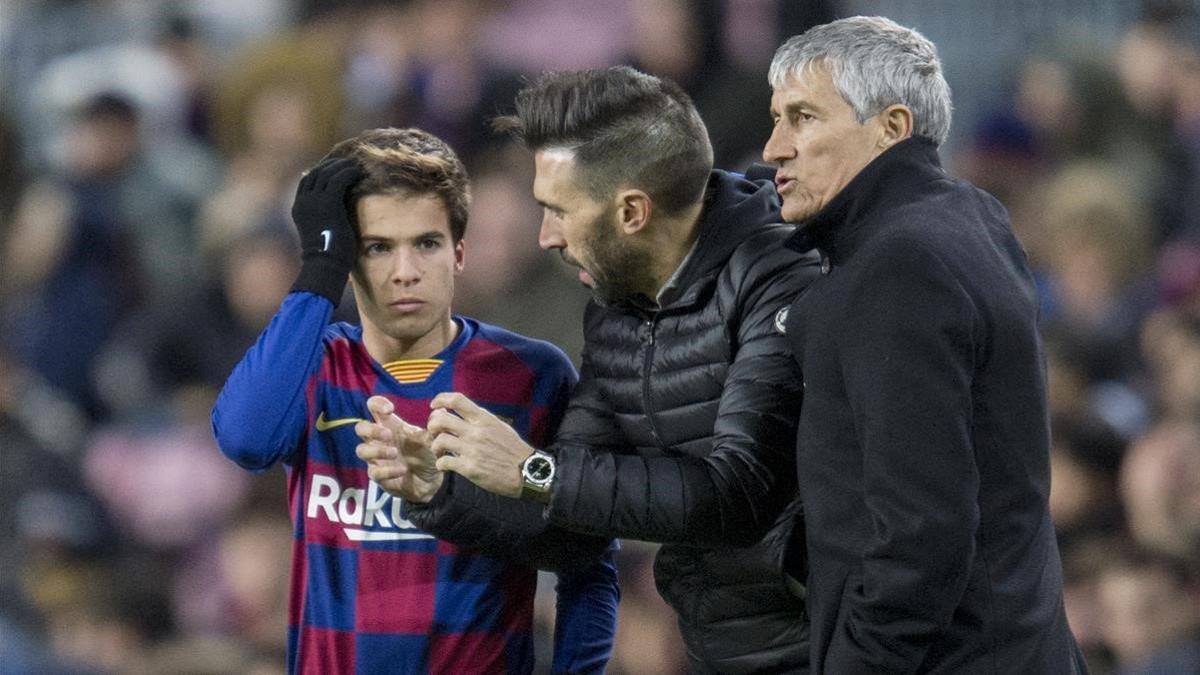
<box><xmin>768</xmin><ymin>16</ymin><xmax>952</xmax><ymax>146</ymax></box>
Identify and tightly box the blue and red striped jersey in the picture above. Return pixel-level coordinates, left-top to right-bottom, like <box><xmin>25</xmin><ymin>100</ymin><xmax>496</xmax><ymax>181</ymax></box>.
<box><xmin>212</xmin><ymin>291</ymin><xmax>617</xmax><ymax>674</ymax></box>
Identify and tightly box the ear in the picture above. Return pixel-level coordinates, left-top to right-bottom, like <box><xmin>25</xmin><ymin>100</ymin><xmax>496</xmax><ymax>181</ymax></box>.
<box><xmin>616</xmin><ymin>189</ymin><xmax>652</xmax><ymax>235</ymax></box>
<box><xmin>877</xmin><ymin>104</ymin><xmax>914</xmax><ymax>150</ymax></box>
<box><xmin>453</xmin><ymin>239</ymin><xmax>465</xmax><ymax>275</ymax></box>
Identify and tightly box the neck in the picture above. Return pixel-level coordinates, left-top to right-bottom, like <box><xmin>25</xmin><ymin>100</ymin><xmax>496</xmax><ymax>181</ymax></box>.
<box><xmin>642</xmin><ymin>200</ymin><xmax>705</xmax><ymax>296</ymax></box>
<box><xmin>361</xmin><ymin>315</ymin><xmax>459</xmax><ymax>364</ymax></box>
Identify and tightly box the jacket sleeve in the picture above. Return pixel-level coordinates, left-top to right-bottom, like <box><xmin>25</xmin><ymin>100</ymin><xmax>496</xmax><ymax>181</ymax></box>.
<box><xmin>550</xmin><ymin>544</ymin><xmax>620</xmax><ymax>674</ymax></box>
<box><xmin>211</xmin><ymin>291</ymin><xmax>330</xmax><ymax>471</ymax></box>
<box><xmin>401</xmin><ymin>472</ymin><xmax>615</xmax><ymax>572</ymax></box>
<box><xmin>826</xmin><ymin>239</ymin><xmax>981</xmax><ymax>673</ymax></box>
<box><xmin>546</xmin><ymin>242</ymin><xmax>819</xmax><ymax>545</ymax></box>
<box><xmin>401</xmin><ymin>345</ymin><xmax>618</xmax><ymax>573</ymax></box>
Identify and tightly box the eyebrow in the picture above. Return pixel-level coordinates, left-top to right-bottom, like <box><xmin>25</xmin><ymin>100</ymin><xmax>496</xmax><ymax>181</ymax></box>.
<box><xmin>775</xmin><ymin>100</ymin><xmax>819</xmax><ymax>118</ymax></box>
<box><xmin>359</xmin><ymin>230</ymin><xmax>448</xmax><ymax>244</ymax></box>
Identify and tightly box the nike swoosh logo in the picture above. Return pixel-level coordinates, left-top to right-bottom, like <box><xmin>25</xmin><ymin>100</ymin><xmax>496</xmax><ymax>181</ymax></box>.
<box><xmin>315</xmin><ymin>412</ymin><xmax>366</xmax><ymax>432</ymax></box>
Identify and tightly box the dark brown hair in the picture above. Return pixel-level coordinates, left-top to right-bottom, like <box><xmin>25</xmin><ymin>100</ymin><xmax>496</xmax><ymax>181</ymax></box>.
<box><xmin>495</xmin><ymin>66</ymin><xmax>713</xmax><ymax>215</ymax></box>
<box><xmin>327</xmin><ymin>127</ymin><xmax>470</xmax><ymax>241</ymax></box>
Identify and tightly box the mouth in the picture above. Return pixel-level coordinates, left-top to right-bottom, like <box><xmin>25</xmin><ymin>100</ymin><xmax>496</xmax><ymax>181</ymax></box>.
<box><xmin>559</xmin><ymin>250</ymin><xmax>595</xmax><ymax>288</ymax></box>
<box><xmin>775</xmin><ymin>176</ymin><xmax>796</xmax><ymax>194</ymax></box>
<box><xmin>389</xmin><ymin>299</ymin><xmax>425</xmax><ymax>313</ymax></box>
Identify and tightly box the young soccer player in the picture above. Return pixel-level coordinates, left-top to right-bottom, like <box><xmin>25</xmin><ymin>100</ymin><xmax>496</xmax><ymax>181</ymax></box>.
<box><xmin>211</xmin><ymin>127</ymin><xmax>617</xmax><ymax>674</ymax></box>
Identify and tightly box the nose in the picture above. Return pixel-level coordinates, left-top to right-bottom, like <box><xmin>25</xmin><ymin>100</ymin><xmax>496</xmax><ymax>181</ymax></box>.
<box><xmin>538</xmin><ymin>215</ymin><xmax>564</xmax><ymax>251</ymax></box>
<box><xmin>763</xmin><ymin>122</ymin><xmax>794</xmax><ymax>164</ymax></box>
<box><xmin>390</xmin><ymin>247</ymin><xmax>422</xmax><ymax>284</ymax></box>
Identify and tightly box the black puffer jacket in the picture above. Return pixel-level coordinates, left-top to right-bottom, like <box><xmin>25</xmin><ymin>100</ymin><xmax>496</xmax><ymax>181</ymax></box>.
<box><xmin>406</xmin><ymin>170</ymin><xmax>819</xmax><ymax>673</ymax></box>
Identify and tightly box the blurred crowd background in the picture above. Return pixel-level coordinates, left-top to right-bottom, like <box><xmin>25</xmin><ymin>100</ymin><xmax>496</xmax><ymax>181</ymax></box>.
<box><xmin>1</xmin><ymin>0</ymin><xmax>1198</xmax><ymax>673</ymax></box>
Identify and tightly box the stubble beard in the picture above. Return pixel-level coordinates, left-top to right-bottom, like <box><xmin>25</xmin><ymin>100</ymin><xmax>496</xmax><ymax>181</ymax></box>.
<box><xmin>584</xmin><ymin>214</ymin><xmax>658</xmax><ymax>307</ymax></box>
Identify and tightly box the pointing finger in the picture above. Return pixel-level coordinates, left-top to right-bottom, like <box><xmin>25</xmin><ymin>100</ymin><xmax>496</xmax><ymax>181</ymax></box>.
<box><xmin>430</xmin><ymin>433</ymin><xmax>466</xmax><ymax>459</ymax></box>
<box><xmin>435</xmin><ymin>454</ymin><xmax>463</xmax><ymax>476</ymax></box>
<box><xmin>427</xmin><ymin>408</ymin><xmax>469</xmax><ymax>438</ymax></box>
<box><xmin>367</xmin><ymin>395</ymin><xmax>395</xmax><ymax>422</ymax></box>
<box><xmin>367</xmin><ymin>463</ymin><xmax>405</xmax><ymax>483</ymax></box>
<box><xmin>368</xmin><ymin>395</ymin><xmax>428</xmax><ymax>437</ymax></box>
<box><xmin>355</xmin><ymin>420</ymin><xmax>393</xmax><ymax>445</ymax></box>
<box><xmin>430</xmin><ymin>392</ymin><xmax>490</xmax><ymax>423</ymax></box>
<box><xmin>356</xmin><ymin>441</ymin><xmax>397</xmax><ymax>463</ymax></box>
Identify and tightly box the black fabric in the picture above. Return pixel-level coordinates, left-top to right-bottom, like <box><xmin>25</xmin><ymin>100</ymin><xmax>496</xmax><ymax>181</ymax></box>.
<box><xmin>292</xmin><ymin>254</ymin><xmax>352</xmax><ymax>306</ymax></box>
<box><xmin>784</xmin><ymin>137</ymin><xmax>1086</xmax><ymax>674</ymax></box>
<box><xmin>408</xmin><ymin>169</ymin><xmax>820</xmax><ymax>673</ymax></box>
<box><xmin>289</xmin><ymin>158</ymin><xmax>361</xmax><ymax>305</ymax></box>
<box><xmin>402</xmin><ymin>469</ymin><xmax>613</xmax><ymax>574</ymax></box>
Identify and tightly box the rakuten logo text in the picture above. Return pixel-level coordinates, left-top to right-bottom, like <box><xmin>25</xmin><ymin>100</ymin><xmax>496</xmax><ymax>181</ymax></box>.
<box><xmin>306</xmin><ymin>474</ymin><xmax>434</xmax><ymax>541</ymax></box>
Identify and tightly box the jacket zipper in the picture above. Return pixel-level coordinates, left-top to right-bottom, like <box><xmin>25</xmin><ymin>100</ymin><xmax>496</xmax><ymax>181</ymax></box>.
<box><xmin>641</xmin><ymin>315</ymin><xmax>664</xmax><ymax>447</ymax></box>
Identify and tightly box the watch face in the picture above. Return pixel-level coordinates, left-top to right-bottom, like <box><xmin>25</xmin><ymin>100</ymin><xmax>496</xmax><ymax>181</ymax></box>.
<box><xmin>526</xmin><ymin>456</ymin><xmax>553</xmax><ymax>482</ymax></box>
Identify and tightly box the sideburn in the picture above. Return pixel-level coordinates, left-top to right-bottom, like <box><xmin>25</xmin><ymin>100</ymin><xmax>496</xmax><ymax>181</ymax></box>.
<box><xmin>587</xmin><ymin>216</ymin><xmax>658</xmax><ymax>307</ymax></box>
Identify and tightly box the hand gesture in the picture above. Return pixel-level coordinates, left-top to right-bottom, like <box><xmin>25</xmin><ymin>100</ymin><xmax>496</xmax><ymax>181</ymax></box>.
<box><xmin>355</xmin><ymin>395</ymin><xmax>443</xmax><ymax>503</ymax></box>
<box><xmin>290</xmin><ymin>157</ymin><xmax>363</xmax><ymax>304</ymax></box>
<box><xmin>427</xmin><ymin>392</ymin><xmax>536</xmax><ymax>498</ymax></box>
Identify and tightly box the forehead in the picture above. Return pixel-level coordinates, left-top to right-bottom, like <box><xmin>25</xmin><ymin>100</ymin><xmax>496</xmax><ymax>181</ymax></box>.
<box><xmin>356</xmin><ymin>192</ymin><xmax>452</xmax><ymax>237</ymax></box>
<box><xmin>770</xmin><ymin>62</ymin><xmax>843</xmax><ymax>110</ymax></box>
<box><xmin>532</xmin><ymin>148</ymin><xmax>590</xmax><ymax>203</ymax></box>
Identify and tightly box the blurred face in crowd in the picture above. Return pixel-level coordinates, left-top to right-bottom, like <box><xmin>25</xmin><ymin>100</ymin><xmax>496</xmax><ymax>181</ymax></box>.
<box><xmin>764</xmin><ymin>62</ymin><xmax>896</xmax><ymax>223</ymax></box>
<box><xmin>351</xmin><ymin>192</ymin><xmax>463</xmax><ymax>361</ymax></box>
<box><xmin>1120</xmin><ymin>418</ymin><xmax>1200</xmax><ymax>557</ymax></box>
<box><xmin>224</xmin><ymin>238</ymin><xmax>299</xmax><ymax>331</ymax></box>
<box><xmin>1098</xmin><ymin>566</ymin><xmax>1200</xmax><ymax>665</ymax></box>
<box><xmin>1049</xmin><ymin>448</ymin><xmax>1110</xmax><ymax>529</ymax></box>
<box><xmin>457</xmin><ymin>170</ymin><xmax>542</xmax><ymax>297</ymax></box>
<box><xmin>69</xmin><ymin>112</ymin><xmax>139</xmax><ymax>178</ymax></box>
<box><xmin>532</xmin><ymin>148</ymin><xmax>653</xmax><ymax>305</ymax></box>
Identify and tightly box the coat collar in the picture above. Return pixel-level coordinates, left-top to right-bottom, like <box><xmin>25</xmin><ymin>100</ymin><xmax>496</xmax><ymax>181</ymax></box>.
<box><xmin>627</xmin><ymin>169</ymin><xmax>781</xmax><ymax>312</ymax></box>
<box><xmin>784</xmin><ymin>136</ymin><xmax>945</xmax><ymax>262</ymax></box>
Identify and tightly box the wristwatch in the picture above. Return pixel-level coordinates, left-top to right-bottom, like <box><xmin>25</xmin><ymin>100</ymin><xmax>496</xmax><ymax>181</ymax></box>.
<box><xmin>520</xmin><ymin>449</ymin><xmax>556</xmax><ymax>502</ymax></box>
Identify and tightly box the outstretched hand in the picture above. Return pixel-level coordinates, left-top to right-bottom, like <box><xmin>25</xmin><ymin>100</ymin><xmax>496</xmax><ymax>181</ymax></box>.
<box><xmin>428</xmin><ymin>392</ymin><xmax>535</xmax><ymax>499</ymax></box>
<box><xmin>355</xmin><ymin>396</ymin><xmax>443</xmax><ymax>503</ymax></box>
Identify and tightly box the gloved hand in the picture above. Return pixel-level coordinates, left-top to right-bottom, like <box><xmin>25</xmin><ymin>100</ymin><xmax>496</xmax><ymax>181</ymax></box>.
<box><xmin>290</xmin><ymin>157</ymin><xmax>364</xmax><ymax>305</ymax></box>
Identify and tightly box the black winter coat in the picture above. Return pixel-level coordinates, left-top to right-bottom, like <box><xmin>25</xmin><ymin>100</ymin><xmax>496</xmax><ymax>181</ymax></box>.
<box><xmin>406</xmin><ymin>170</ymin><xmax>820</xmax><ymax>673</ymax></box>
<box><xmin>783</xmin><ymin>137</ymin><xmax>1087</xmax><ymax>674</ymax></box>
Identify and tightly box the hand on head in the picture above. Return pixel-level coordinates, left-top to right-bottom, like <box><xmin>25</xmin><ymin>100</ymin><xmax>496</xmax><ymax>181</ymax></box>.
<box><xmin>290</xmin><ymin>157</ymin><xmax>363</xmax><ymax>304</ymax></box>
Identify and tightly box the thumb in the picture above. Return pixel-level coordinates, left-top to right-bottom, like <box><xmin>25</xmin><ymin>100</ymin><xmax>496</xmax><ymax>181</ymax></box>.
<box><xmin>435</xmin><ymin>455</ymin><xmax>462</xmax><ymax>475</ymax></box>
<box><xmin>369</xmin><ymin>396</ymin><xmax>414</xmax><ymax>432</ymax></box>
<box><xmin>370</xmin><ymin>396</ymin><xmax>432</xmax><ymax>448</ymax></box>
<box><xmin>367</xmin><ymin>395</ymin><xmax>394</xmax><ymax>423</ymax></box>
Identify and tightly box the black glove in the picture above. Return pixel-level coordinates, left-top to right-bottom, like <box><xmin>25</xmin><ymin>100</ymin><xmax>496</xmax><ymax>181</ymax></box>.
<box><xmin>290</xmin><ymin>157</ymin><xmax>364</xmax><ymax>305</ymax></box>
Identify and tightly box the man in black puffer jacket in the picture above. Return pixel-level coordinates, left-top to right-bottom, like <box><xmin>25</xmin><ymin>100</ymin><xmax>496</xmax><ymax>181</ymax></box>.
<box><xmin>356</xmin><ymin>67</ymin><xmax>819</xmax><ymax>673</ymax></box>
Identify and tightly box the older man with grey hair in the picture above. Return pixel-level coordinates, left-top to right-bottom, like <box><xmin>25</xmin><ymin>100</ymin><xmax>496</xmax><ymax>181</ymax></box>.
<box><xmin>765</xmin><ymin>16</ymin><xmax>1088</xmax><ymax>673</ymax></box>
